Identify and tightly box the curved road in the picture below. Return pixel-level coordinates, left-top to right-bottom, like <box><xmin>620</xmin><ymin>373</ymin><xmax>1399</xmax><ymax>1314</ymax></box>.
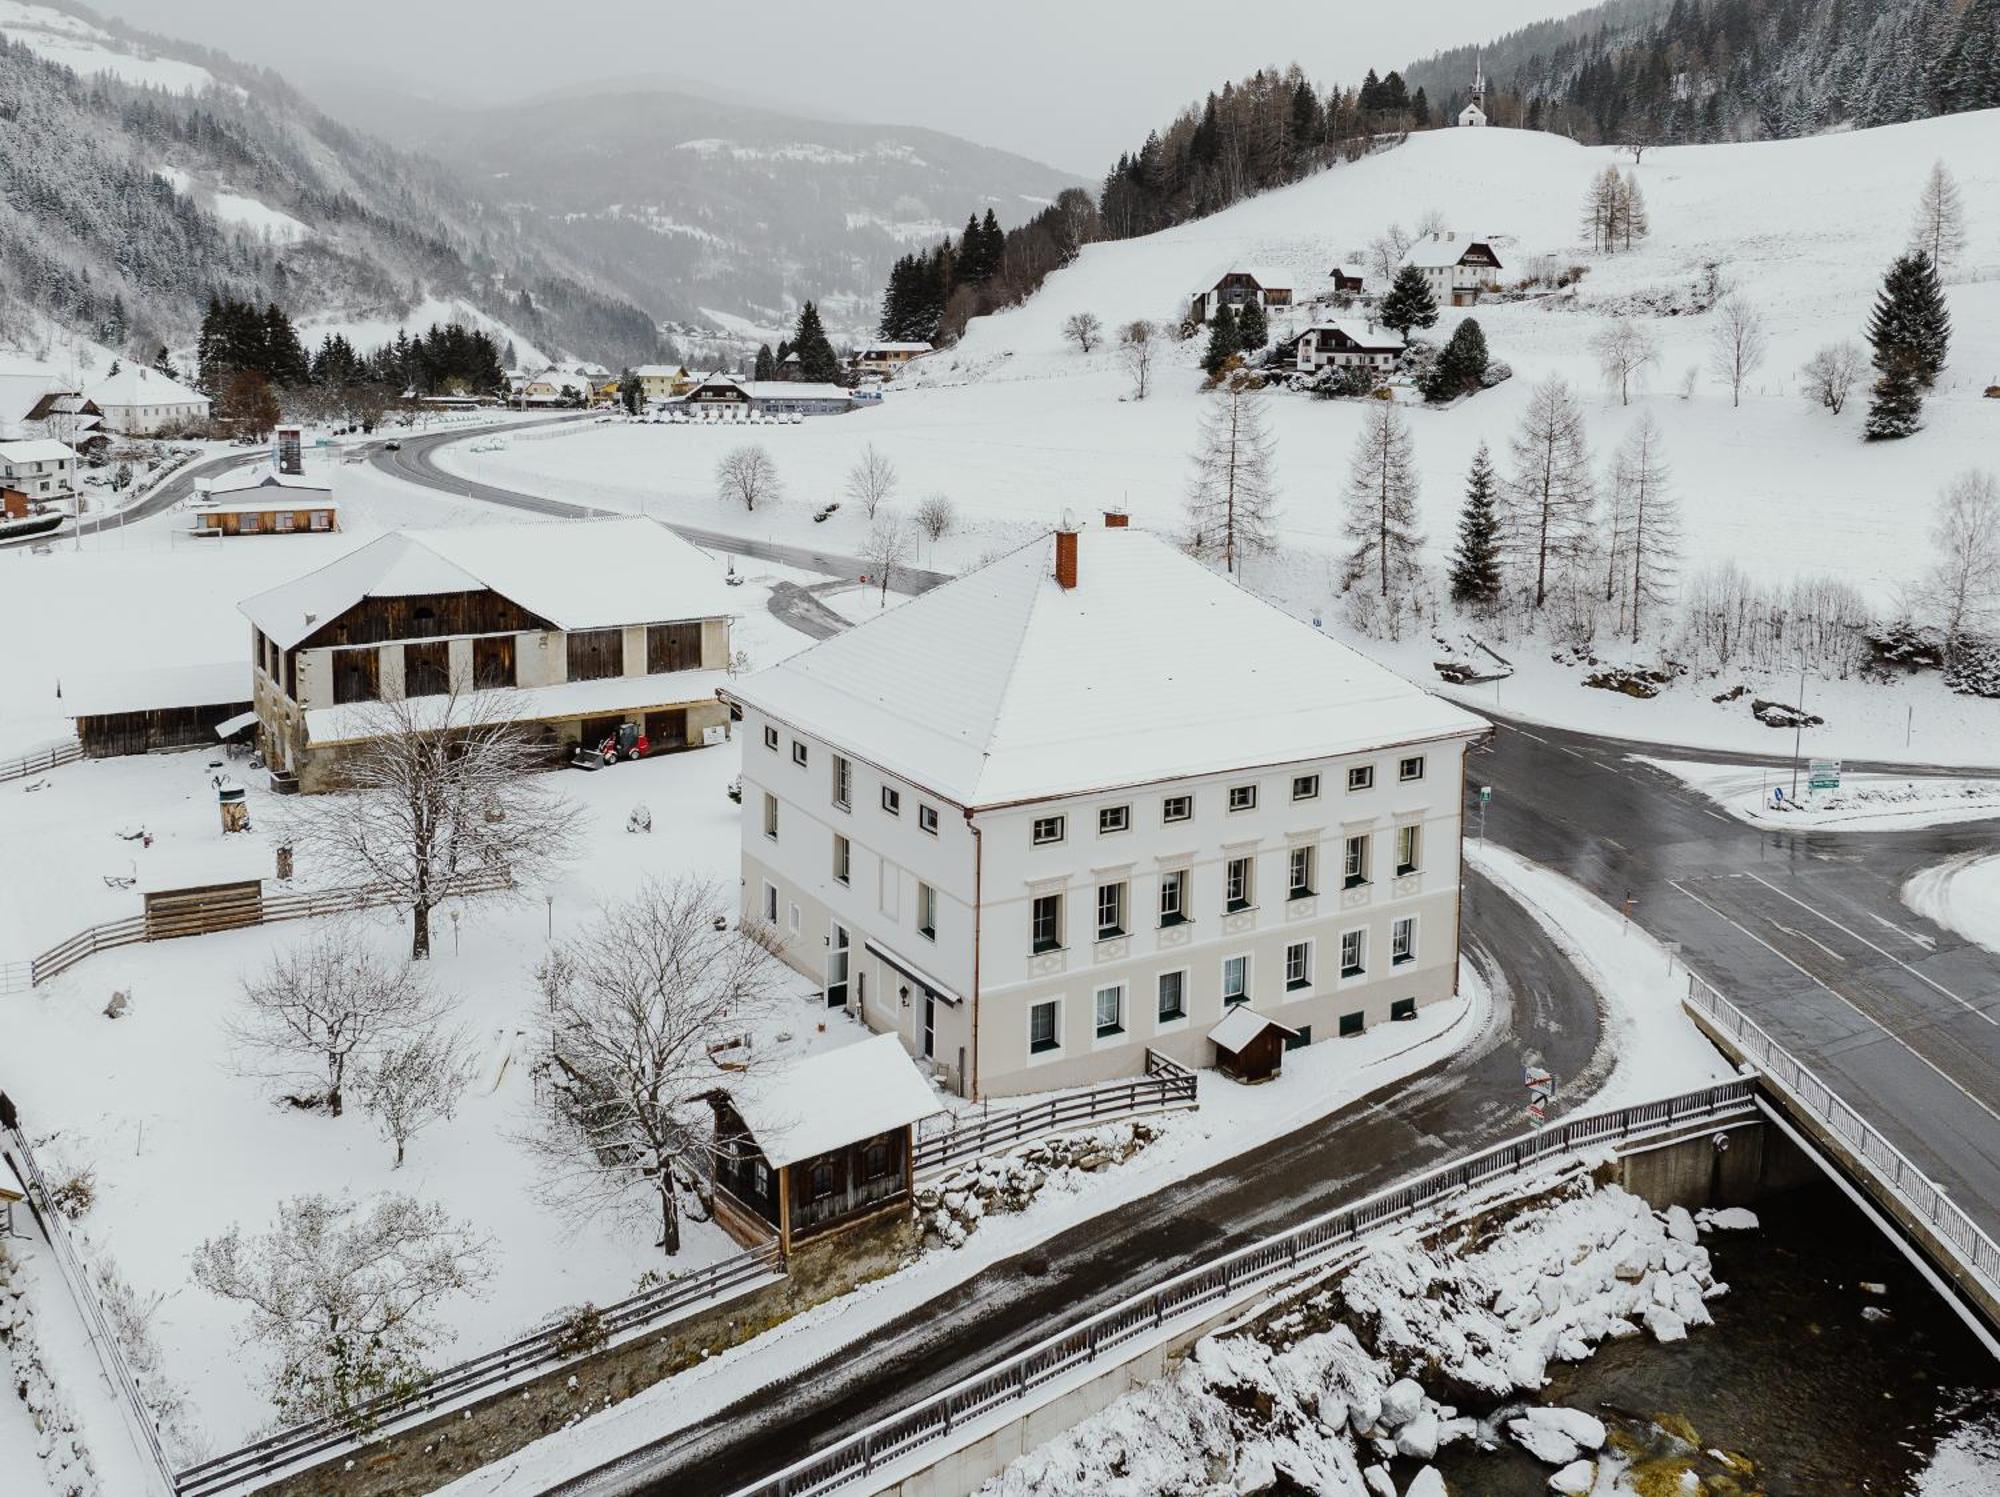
<box><xmin>373</xmin><ymin>419</ymin><xmax>2000</xmax><ymax>1494</ymax></box>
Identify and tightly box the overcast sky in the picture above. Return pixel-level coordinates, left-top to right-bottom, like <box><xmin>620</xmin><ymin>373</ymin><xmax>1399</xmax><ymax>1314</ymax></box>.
<box><xmin>87</xmin><ymin>0</ymin><xmax>1581</xmax><ymax>173</ymax></box>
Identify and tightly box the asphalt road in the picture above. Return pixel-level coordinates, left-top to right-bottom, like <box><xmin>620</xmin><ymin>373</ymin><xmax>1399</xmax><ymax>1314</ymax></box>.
<box><xmin>371</xmin><ymin>422</ymin><xmax>951</xmax><ymax>595</ymax></box>
<box><xmin>585</xmin><ymin>866</ymin><xmax>1611</xmax><ymax>1496</ymax></box>
<box><xmin>1472</xmin><ymin>715</ymin><xmax>2000</xmax><ymax>1249</ymax></box>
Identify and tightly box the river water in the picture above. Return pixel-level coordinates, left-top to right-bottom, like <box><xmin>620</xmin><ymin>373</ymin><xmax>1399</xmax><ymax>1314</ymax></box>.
<box><xmin>1415</xmin><ymin>1183</ymin><xmax>1999</xmax><ymax>1495</ymax></box>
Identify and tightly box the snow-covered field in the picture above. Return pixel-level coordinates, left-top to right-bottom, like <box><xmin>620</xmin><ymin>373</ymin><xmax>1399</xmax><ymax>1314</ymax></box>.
<box><xmin>442</xmin><ymin>113</ymin><xmax>2000</xmax><ymax>764</ymax></box>
<box><xmin>0</xmin><ymin>1</ymin><xmax>237</xmax><ymax>98</ymax></box>
<box><xmin>1639</xmin><ymin>758</ymin><xmax>2000</xmax><ymax>829</ymax></box>
<box><xmin>1903</xmin><ymin>853</ymin><xmax>2000</xmax><ymax>958</ymax></box>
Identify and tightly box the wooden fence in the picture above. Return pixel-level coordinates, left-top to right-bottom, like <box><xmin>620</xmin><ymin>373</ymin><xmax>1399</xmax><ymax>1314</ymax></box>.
<box><xmin>25</xmin><ymin>869</ymin><xmax>513</xmax><ymax>987</ymax></box>
<box><xmin>0</xmin><ymin>739</ymin><xmax>81</xmax><ymax>783</ymax></box>
<box><xmin>172</xmin><ymin>1242</ymin><xmax>784</xmax><ymax>1497</ymax></box>
<box><xmin>913</xmin><ymin>1050</ymin><xmax>1199</xmax><ymax>1177</ymax></box>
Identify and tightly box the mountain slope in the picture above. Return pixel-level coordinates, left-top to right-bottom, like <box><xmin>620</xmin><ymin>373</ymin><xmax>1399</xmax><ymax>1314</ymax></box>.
<box><xmin>0</xmin><ymin>0</ymin><xmax>664</xmax><ymax>366</ymax></box>
<box><xmin>389</xmin><ymin>87</ymin><xmax>1083</xmax><ymax>343</ymax></box>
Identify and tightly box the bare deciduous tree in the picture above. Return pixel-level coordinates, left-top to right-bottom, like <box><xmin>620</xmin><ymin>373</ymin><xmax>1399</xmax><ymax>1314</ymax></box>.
<box><xmin>192</xmin><ymin>1193</ymin><xmax>490</xmax><ymax>1423</ymax></box>
<box><xmin>1707</xmin><ymin>294</ymin><xmax>1768</xmax><ymax>409</ymax></box>
<box><xmin>1591</xmin><ymin>320</ymin><xmax>1660</xmax><ymax>406</ymax></box>
<box><xmin>1367</xmin><ymin>223</ymin><xmax>1414</xmax><ymax>286</ymax></box>
<box><xmin>1910</xmin><ymin>470</ymin><xmax>2000</xmax><ymax>668</ymax></box>
<box><xmin>360</xmin><ymin>1025</ymin><xmax>477</xmax><ymax>1167</ymax></box>
<box><xmin>1062</xmin><ymin>311</ymin><xmax>1103</xmax><ymax>353</ymax></box>
<box><xmin>861</xmin><ymin>510</ymin><xmax>913</xmax><ymax>604</ymax></box>
<box><xmin>286</xmin><ymin>688</ymin><xmax>578</xmax><ymax>960</ymax></box>
<box><xmin>229</xmin><ymin>924</ymin><xmax>453</xmax><ymax>1115</ymax></box>
<box><xmin>913</xmin><ymin>493</ymin><xmax>955</xmax><ymax>547</ymax></box>
<box><xmin>1908</xmin><ymin>159</ymin><xmax>1966</xmax><ymax>273</ymax></box>
<box><xmin>1604</xmin><ymin>414</ymin><xmax>1680</xmax><ymax>642</ymax></box>
<box><xmin>1505</xmin><ymin>376</ymin><xmax>1596</xmax><ymax>610</ymax></box>
<box><xmin>1119</xmin><ymin>319</ymin><xmax>1157</xmax><ymax>400</ymax></box>
<box><xmin>843</xmin><ymin>443</ymin><xmax>896</xmax><ymax>518</ymax></box>
<box><xmin>1185</xmin><ymin>371</ymin><xmax>1278</xmax><ymax>576</ymax></box>
<box><xmin>1340</xmin><ymin>399</ymin><xmax>1425</xmax><ymax>602</ymax></box>
<box><xmin>716</xmin><ymin>444</ymin><xmax>782</xmax><ymax>511</ymax></box>
<box><xmin>526</xmin><ymin>878</ymin><xmax>785</xmax><ymax>1255</ymax></box>
<box><xmin>1798</xmin><ymin>341</ymin><xmax>1863</xmax><ymax>416</ymax></box>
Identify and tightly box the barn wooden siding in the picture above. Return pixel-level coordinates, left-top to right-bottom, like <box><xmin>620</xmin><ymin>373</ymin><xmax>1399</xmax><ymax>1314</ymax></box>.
<box><xmin>76</xmin><ymin>701</ymin><xmax>254</xmax><ymax>758</ymax></box>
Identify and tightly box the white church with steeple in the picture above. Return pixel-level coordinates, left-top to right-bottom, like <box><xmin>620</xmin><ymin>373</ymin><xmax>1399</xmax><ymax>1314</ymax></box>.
<box><xmin>1458</xmin><ymin>55</ymin><xmax>1488</xmax><ymax>127</ymax></box>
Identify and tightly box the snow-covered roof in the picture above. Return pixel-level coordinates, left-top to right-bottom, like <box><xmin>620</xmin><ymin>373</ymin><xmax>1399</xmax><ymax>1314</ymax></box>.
<box><xmin>742</xmin><ymin>382</ymin><xmax>853</xmax><ymax>402</ymax></box>
<box><xmin>194</xmin><ymin>499</ymin><xmax>340</xmax><ymax>518</ymax></box>
<box><xmin>1213</xmin><ymin>266</ymin><xmax>1292</xmax><ymax>292</ymax></box>
<box><xmin>1304</xmin><ymin>320</ymin><xmax>1406</xmax><ymax>351</ymax></box>
<box><xmin>1331</xmin><ymin>263</ymin><xmax>1367</xmax><ymax>280</ymax></box>
<box><xmin>1208</xmin><ymin>1007</ymin><xmax>1299</xmax><ymax>1053</ymax></box>
<box><xmin>633</xmin><ymin>364</ymin><xmax>689</xmax><ymax>378</ymax></box>
<box><xmin>0</xmin><ymin>374</ymin><xmax>54</xmax><ymax>424</ymax></box>
<box><xmin>0</xmin><ymin>439</ymin><xmax>76</xmax><ymax>465</ymax></box>
<box><xmin>66</xmin><ymin>661</ymin><xmax>248</xmax><ymax>717</ymax></box>
<box><xmin>725</xmin><ymin>1033</ymin><xmax>942</xmax><ymax>1170</ymax></box>
<box><xmin>201</xmin><ymin>472</ymin><xmax>334</xmax><ymax>501</ymax></box>
<box><xmin>858</xmin><ymin>342</ymin><xmax>932</xmax><ymax>355</ymax></box>
<box><xmin>304</xmin><ymin>668</ymin><xmax>728</xmax><ymax>746</ymax></box>
<box><xmin>82</xmin><ymin>365</ymin><xmax>208</xmax><ymax>409</ymax></box>
<box><xmin>1401</xmin><ymin>232</ymin><xmax>1501</xmax><ymax>269</ymax></box>
<box><xmin>238</xmin><ymin>516</ymin><xmax>738</xmax><ymax>649</ymax></box>
<box><xmin>723</xmin><ymin>528</ymin><xmax>1488</xmax><ymax>808</ymax></box>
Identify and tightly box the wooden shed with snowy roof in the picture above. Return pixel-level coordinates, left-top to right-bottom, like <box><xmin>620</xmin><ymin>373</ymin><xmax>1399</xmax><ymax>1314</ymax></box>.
<box><xmin>1208</xmin><ymin>1007</ymin><xmax>1299</xmax><ymax>1085</ymax></box>
<box><xmin>710</xmin><ymin>1033</ymin><xmax>943</xmax><ymax>1255</ymax></box>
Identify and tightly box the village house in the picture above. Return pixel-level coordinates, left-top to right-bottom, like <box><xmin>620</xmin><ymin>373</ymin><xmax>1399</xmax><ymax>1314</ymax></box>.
<box><xmin>1295</xmin><ymin>320</ymin><xmax>1407</xmax><ymax>374</ymax></box>
<box><xmin>710</xmin><ymin>1033</ymin><xmax>943</xmax><ymax>1256</ymax></box>
<box><xmin>21</xmin><ymin>392</ymin><xmax>108</xmax><ymax>454</ymax></box>
<box><xmin>658</xmin><ymin>375</ymin><xmax>856</xmax><ymax>419</ymax></box>
<box><xmin>1401</xmin><ymin>231</ymin><xmax>1504</xmax><ymax>306</ymax></box>
<box><xmin>236</xmin><ymin>516</ymin><xmax>737</xmax><ymax>792</ymax></box>
<box><xmin>852</xmin><ymin>342</ymin><xmax>932</xmax><ymax>378</ymax></box>
<box><xmin>1329</xmin><ymin>264</ymin><xmax>1367</xmax><ymax>296</ymax></box>
<box><xmin>0</xmin><ymin>439</ymin><xmax>77</xmax><ymax>505</ymax></box>
<box><xmin>191</xmin><ymin>473</ymin><xmax>338</xmax><ymax>537</ymax></box>
<box><xmin>517</xmin><ymin>368</ymin><xmax>594</xmax><ymax>406</ymax></box>
<box><xmin>633</xmin><ymin>365</ymin><xmax>697</xmax><ymax>402</ymax></box>
<box><xmin>721</xmin><ymin>521</ymin><xmax>1487</xmax><ymax>1100</ymax></box>
<box><xmin>1188</xmin><ymin>268</ymin><xmax>1294</xmax><ymax>327</ymax></box>
<box><xmin>82</xmin><ymin>365</ymin><xmax>211</xmax><ymax>435</ymax></box>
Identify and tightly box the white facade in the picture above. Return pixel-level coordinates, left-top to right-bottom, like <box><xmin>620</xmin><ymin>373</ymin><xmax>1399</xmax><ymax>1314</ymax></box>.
<box><xmin>1296</xmin><ymin>322</ymin><xmax>1406</xmax><ymax>373</ymax></box>
<box><xmin>82</xmin><ymin>366</ymin><xmax>210</xmax><ymax>435</ymax></box>
<box><xmin>724</xmin><ymin>528</ymin><xmax>1485</xmax><ymax>1099</ymax></box>
<box><xmin>0</xmin><ymin>440</ymin><xmax>77</xmax><ymax>502</ymax></box>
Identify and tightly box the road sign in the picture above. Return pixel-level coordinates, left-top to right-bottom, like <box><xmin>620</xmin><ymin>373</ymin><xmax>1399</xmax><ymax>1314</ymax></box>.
<box><xmin>1807</xmin><ymin>757</ymin><xmax>1842</xmax><ymax>791</ymax></box>
<box><xmin>1479</xmin><ymin>785</ymin><xmax>1493</xmax><ymax>804</ymax></box>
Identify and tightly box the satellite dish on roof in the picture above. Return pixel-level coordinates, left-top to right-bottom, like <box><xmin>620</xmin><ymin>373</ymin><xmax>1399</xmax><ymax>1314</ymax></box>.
<box><xmin>1059</xmin><ymin>505</ymin><xmax>1078</xmax><ymax>532</ymax></box>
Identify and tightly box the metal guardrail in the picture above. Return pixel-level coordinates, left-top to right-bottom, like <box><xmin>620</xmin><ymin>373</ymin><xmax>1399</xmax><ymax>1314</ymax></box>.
<box><xmin>913</xmin><ymin>1050</ymin><xmax>1198</xmax><ymax>1177</ymax></box>
<box><xmin>1685</xmin><ymin>973</ymin><xmax>2000</xmax><ymax>1299</ymax></box>
<box><xmin>3</xmin><ymin>1125</ymin><xmax>180</xmax><ymax>1495</ymax></box>
<box><xmin>643</xmin><ymin>1080</ymin><xmax>1753</xmax><ymax>1497</ymax></box>
<box><xmin>0</xmin><ymin>739</ymin><xmax>81</xmax><ymax>783</ymax></box>
<box><xmin>174</xmin><ymin>1242</ymin><xmax>784</xmax><ymax>1497</ymax></box>
<box><xmin>23</xmin><ymin>870</ymin><xmax>513</xmax><ymax>988</ymax></box>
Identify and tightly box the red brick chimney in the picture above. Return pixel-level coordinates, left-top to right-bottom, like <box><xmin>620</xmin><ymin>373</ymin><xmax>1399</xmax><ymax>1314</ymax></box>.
<box><xmin>1054</xmin><ymin>529</ymin><xmax>1078</xmax><ymax>589</ymax></box>
<box><xmin>1103</xmin><ymin>508</ymin><xmax>1129</xmax><ymax>528</ymax></box>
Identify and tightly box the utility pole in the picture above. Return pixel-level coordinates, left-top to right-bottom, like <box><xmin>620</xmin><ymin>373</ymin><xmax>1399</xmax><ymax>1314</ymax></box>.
<box><xmin>1789</xmin><ymin>656</ymin><xmax>1807</xmax><ymax>802</ymax></box>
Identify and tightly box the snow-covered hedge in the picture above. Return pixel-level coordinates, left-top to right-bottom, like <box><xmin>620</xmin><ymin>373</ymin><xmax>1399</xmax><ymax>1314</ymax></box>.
<box><xmin>0</xmin><ymin>1242</ymin><xmax>102</xmax><ymax>1497</ymax></box>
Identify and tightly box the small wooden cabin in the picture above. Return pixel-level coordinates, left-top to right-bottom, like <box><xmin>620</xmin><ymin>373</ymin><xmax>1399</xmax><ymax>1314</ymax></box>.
<box><xmin>69</xmin><ymin>663</ymin><xmax>253</xmax><ymax>758</ymax></box>
<box><xmin>192</xmin><ymin>476</ymin><xmax>337</xmax><ymax>537</ymax></box>
<box><xmin>1208</xmin><ymin>1007</ymin><xmax>1299</xmax><ymax>1084</ymax></box>
<box><xmin>710</xmin><ymin>1033</ymin><xmax>942</xmax><ymax>1256</ymax></box>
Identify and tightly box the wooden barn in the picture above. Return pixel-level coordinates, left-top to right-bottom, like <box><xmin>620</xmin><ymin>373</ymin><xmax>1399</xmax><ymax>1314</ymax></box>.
<box><xmin>710</xmin><ymin>1034</ymin><xmax>943</xmax><ymax>1256</ymax></box>
<box><xmin>1208</xmin><ymin>1007</ymin><xmax>1299</xmax><ymax>1085</ymax></box>
<box><xmin>68</xmin><ymin>663</ymin><xmax>253</xmax><ymax>759</ymax></box>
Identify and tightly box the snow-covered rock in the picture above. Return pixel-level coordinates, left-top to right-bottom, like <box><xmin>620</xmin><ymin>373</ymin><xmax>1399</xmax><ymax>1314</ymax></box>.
<box><xmin>1396</xmin><ymin>1411</ymin><xmax>1442</xmax><ymax>1460</ymax></box>
<box><xmin>1645</xmin><ymin>1306</ymin><xmax>1689</xmax><ymax>1343</ymax></box>
<box><xmin>1380</xmin><ymin>1378</ymin><xmax>1426</xmax><ymax>1429</ymax></box>
<box><xmin>1524</xmin><ymin>1405</ymin><xmax>1608</xmax><ymax>1451</ymax></box>
<box><xmin>1363</xmin><ymin>1467</ymin><xmax>1397</xmax><ymax>1497</ymax></box>
<box><xmin>1509</xmin><ymin>1415</ymin><xmax>1583</xmax><ymax>1465</ymax></box>
<box><xmin>1549</xmin><ymin>1458</ymin><xmax>1597</xmax><ymax>1493</ymax></box>
<box><xmin>1665</xmin><ymin>1205</ymin><xmax>1699</xmax><ymax>1245</ymax></box>
<box><xmin>1405</xmin><ymin>1468</ymin><xmax>1448</xmax><ymax>1497</ymax></box>
<box><xmin>1699</xmin><ymin>1206</ymin><xmax>1760</xmax><ymax>1232</ymax></box>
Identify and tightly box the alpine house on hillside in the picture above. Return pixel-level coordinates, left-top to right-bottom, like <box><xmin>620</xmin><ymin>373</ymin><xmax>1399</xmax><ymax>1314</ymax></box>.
<box><xmin>720</xmin><ymin>523</ymin><xmax>1488</xmax><ymax>1100</ymax></box>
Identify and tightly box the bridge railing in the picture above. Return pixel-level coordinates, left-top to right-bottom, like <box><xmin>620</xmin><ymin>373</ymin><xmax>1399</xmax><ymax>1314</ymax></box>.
<box><xmin>554</xmin><ymin>1079</ymin><xmax>1754</xmax><ymax>1497</ymax></box>
<box><xmin>1685</xmin><ymin>972</ymin><xmax>2000</xmax><ymax>1300</ymax></box>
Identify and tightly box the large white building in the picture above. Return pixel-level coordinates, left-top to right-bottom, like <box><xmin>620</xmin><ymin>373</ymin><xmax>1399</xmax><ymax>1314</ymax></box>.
<box><xmin>1400</xmin><ymin>231</ymin><xmax>1504</xmax><ymax>307</ymax></box>
<box><xmin>81</xmin><ymin>364</ymin><xmax>211</xmax><ymax>435</ymax></box>
<box><xmin>0</xmin><ymin>439</ymin><xmax>77</xmax><ymax>504</ymax></box>
<box><xmin>721</xmin><ymin>523</ymin><xmax>1488</xmax><ymax>1100</ymax></box>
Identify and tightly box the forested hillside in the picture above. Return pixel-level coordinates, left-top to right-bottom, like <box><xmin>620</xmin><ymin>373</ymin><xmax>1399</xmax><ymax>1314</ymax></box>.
<box><xmin>0</xmin><ymin>5</ymin><xmax>664</xmax><ymax>366</ymax></box>
<box><xmin>1406</xmin><ymin>0</ymin><xmax>2000</xmax><ymax>142</ymax></box>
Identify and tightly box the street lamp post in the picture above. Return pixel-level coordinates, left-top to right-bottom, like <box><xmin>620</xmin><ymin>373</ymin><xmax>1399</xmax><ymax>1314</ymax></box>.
<box><xmin>1789</xmin><ymin>657</ymin><xmax>1808</xmax><ymax>802</ymax></box>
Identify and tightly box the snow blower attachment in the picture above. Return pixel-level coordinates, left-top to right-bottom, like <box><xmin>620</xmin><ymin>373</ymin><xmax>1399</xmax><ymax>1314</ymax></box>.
<box><xmin>569</xmin><ymin>721</ymin><xmax>650</xmax><ymax>771</ymax></box>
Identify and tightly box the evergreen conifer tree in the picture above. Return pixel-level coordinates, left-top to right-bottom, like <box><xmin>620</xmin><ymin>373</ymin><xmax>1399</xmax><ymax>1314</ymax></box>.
<box><xmin>754</xmin><ymin>344</ymin><xmax>776</xmax><ymax>380</ymax></box>
<box><xmin>1421</xmin><ymin>318</ymin><xmax>1489</xmax><ymax>402</ymax></box>
<box><xmin>151</xmin><ymin>345</ymin><xmax>178</xmax><ymax>380</ymax></box>
<box><xmin>1869</xmin><ymin>251</ymin><xmax>1951</xmax><ymax>388</ymax></box>
<box><xmin>791</xmin><ymin>302</ymin><xmax>842</xmax><ymax>383</ymax></box>
<box><xmin>1448</xmin><ymin>443</ymin><xmax>1504</xmax><ymax>610</ymax></box>
<box><xmin>1235</xmin><ymin>297</ymin><xmax>1269</xmax><ymax>350</ymax></box>
<box><xmin>1864</xmin><ymin>353</ymin><xmax>1925</xmax><ymax>440</ymax></box>
<box><xmin>1202</xmin><ymin>304</ymin><xmax>1241</xmax><ymax>377</ymax></box>
<box><xmin>1379</xmin><ymin>265</ymin><xmax>1439</xmax><ymax>334</ymax></box>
